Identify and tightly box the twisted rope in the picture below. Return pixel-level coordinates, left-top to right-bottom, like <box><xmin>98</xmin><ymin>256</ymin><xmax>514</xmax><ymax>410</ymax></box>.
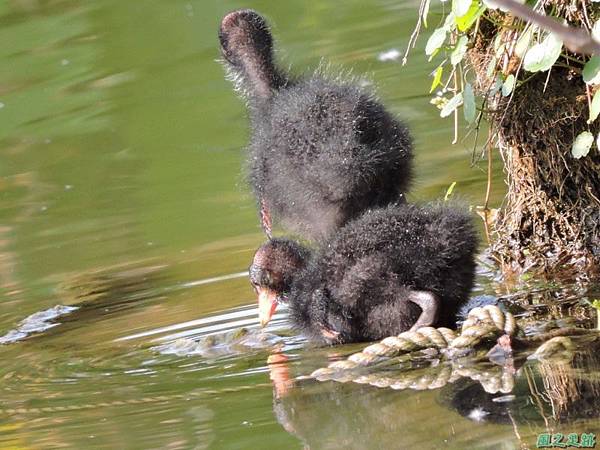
<box><xmin>312</xmin><ymin>305</ymin><xmax>516</xmax><ymax>378</ymax></box>
<box><xmin>314</xmin><ymin>357</ymin><xmax>515</xmax><ymax>394</ymax></box>
<box><xmin>309</xmin><ymin>305</ymin><xmax>598</xmax><ymax>394</ymax></box>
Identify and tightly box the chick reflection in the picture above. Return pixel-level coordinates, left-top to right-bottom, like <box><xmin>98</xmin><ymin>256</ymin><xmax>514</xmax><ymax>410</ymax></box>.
<box><xmin>266</xmin><ymin>333</ymin><xmax>600</xmax><ymax>448</ymax></box>
<box><xmin>268</xmin><ymin>355</ymin><xmax>427</xmax><ymax>449</ymax></box>
<box><xmin>266</xmin><ymin>353</ymin><xmax>492</xmax><ymax>450</ymax></box>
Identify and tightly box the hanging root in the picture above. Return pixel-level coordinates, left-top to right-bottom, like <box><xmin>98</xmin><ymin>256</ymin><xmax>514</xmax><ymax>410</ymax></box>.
<box><xmin>466</xmin><ymin>4</ymin><xmax>600</xmax><ymax>280</ymax></box>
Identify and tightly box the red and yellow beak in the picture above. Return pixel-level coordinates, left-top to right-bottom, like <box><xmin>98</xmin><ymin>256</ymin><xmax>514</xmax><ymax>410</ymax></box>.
<box><xmin>258</xmin><ymin>288</ymin><xmax>278</xmax><ymax>327</ymax></box>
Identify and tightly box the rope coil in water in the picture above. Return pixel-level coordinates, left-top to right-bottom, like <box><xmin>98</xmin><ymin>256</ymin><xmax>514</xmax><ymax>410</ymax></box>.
<box><xmin>314</xmin><ymin>305</ymin><xmax>517</xmax><ymax>379</ymax></box>
<box><xmin>308</xmin><ymin>305</ymin><xmax>596</xmax><ymax>393</ymax></box>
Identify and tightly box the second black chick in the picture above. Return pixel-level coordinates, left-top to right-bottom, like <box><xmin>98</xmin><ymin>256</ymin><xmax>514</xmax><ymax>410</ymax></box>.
<box><xmin>250</xmin><ymin>202</ymin><xmax>478</xmax><ymax>344</ymax></box>
<box><xmin>219</xmin><ymin>9</ymin><xmax>413</xmax><ymax>241</ymax></box>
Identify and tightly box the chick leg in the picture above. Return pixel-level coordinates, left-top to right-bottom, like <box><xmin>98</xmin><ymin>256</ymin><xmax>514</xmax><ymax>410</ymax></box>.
<box><xmin>407</xmin><ymin>290</ymin><xmax>440</xmax><ymax>331</ymax></box>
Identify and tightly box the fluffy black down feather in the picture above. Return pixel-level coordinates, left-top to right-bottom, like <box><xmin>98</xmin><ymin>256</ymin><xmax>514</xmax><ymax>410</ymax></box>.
<box><xmin>220</xmin><ymin>10</ymin><xmax>413</xmax><ymax>241</ymax></box>
<box><xmin>288</xmin><ymin>202</ymin><xmax>479</xmax><ymax>343</ymax></box>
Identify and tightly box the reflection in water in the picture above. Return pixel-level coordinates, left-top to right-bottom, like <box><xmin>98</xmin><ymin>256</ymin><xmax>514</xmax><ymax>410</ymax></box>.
<box><xmin>440</xmin><ymin>339</ymin><xmax>600</xmax><ymax>447</ymax></box>
<box><xmin>0</xmin><ymin>170</ymin><xmax>53</xmax><ymax>304</ymax></box>
<box><xmin>56</xmin><ymin>262</ymin><xmax>168</xmax><ymax>308</ymax></box>
<box><xmin>265</xmin><ymin>332</ymin><xmax>600</xmax><ymax>449</ymax></box>
<box><xmin>270</xmin><ymin>375</ymin><xmax>479</xmax><ymax>450</ymax></box>
<box><xmin>0</xmin><ymin>262</ymin><xmax>167</xmax><ymax>345</ymax></box>
<box><xmin>533</xmin><ymin>339</ymin><xmax>600</xmax><ymax>422</ymax></box>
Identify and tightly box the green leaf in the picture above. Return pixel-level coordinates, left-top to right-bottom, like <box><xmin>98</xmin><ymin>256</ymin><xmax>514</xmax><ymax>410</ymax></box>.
<box><xmin>502</xmin><ymin>74</ymin><xmax>515</xmax><ymax>97</ymax></box>
<box><xmin>430</xmin><ymin>95</ymin><xmax>447</xmax><ymax>109</ymax></box>
<box><xmin>589</xmin><ymin>90</ymin><xmax>600</xmax><ymax>123</ymax></box>
<box><xmin>450</xmin><ymin>36</ymin><xmax>469</xmax><ymax>65</ymax></box>
<box><xmin>444</xmin><ymin>182</ymin><xmax>457</xmax><ymax>201</ymax></box>
<box><xmin>489</xmin><ymin>74</ymin><xmax>503</xmax><ymax>96</ymax></box>
<box><xmin>426</xmin><ymin>27</ymin><xmax>448</xmax><ymax>56</ymax></box>
<box><xmin>482</xmin><ymin>0</ymin><xmax>514</xmax><ymax>12</ymax></box>
<box><xmin>463</xmin><ymin>82</ymin><xmax>476</xmax><ymax>124</ymax></box>
<box><xmin>430</xmin><ymin>65</ymin><xmax>444</xmax><ymax>93</ymax></box>
<box><xmin>523</xmin><ymin>44</ymin><xmax>546</xmax><ymax>72</ymax></box>
<box><xmin>583</xmin><ymin>57</ymin><xmax>600</xmax><ymax>85</ymax></box>
<box><xmin>422</xmin><ymin>0</ymin><xmax>431</xmax><ymax>28</ymax></box>
<box><xmin>428</xmin><ymin>48</ymin><xmax>441</xmax><ymax>62</ymax></box>
<box><xmin>514</xmin><ymin>26</ymin><xmax>535</xmax><ymax>58</ymax></box>
<box><xmin>593</xmin><ymin>20</ymin><xmax>600</xmax><ymax>42</ymax></box>
<box><xmin>493</xmin><ymin>33</ymin><xmax>505</xmax><ymax>58</ymax></box>
<box><xmin>453</xmin><ymin>0</ymin><xmax>473</xmax><ymax>18</ymax></box>
<box><xmin>440</xmin><ymin>93</ymin><xmax>463</xmax><ymax>118</ymax></box>
<box><xmin>523</xmin><ymin>32</ymin><xmax>562</xmax><ymax>72</ymax></box>
<box><xmin>443</xmin><ymin>12</ymin><xmax>457</xmax><ymax>31</ymax></box>
<box><xmin>571</xmin><ymin>131</ymin><xmax>594</xmax><ymax>159</ymax></box>
<box><xmin>455</xmin><ymin>3</ymin><xmax>486</xmax><ymax>32</ymax></box>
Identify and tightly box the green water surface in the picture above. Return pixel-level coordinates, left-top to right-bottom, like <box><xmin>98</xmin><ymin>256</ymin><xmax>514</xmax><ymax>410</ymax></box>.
<box><xmin>4</xmin><ymin>1</ymin><xmax>594</xmax><ymax>449</ymax></box>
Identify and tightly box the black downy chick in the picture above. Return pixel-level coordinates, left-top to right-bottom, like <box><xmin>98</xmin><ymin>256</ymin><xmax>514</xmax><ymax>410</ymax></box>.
<box><xmin>250</xmin><ymin>203</ymin><xmax>479</xmax><ymax>344</ymax></box>
<box><xmin>219</xmin><ymin>10</ymin><xmax>413</xmax><ymax>242</ymax></box>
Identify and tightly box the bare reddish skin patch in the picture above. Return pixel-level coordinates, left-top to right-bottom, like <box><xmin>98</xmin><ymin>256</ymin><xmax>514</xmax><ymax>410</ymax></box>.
<box><xmin>252</xmin><ymin>243</ymin><xmax>269</xmax><ymax>267</ymax></box>
<box><xmin>220</xmin><ymin>11</ymin><xmax>240</xmax><ymax>31</ymax></box>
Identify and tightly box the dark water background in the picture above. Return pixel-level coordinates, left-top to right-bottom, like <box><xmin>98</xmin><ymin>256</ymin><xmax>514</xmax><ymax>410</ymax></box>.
<box><xmin>3</xmin><ymin>0</ymin><xmax>600</xmax><ymax>448</ymax></box>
